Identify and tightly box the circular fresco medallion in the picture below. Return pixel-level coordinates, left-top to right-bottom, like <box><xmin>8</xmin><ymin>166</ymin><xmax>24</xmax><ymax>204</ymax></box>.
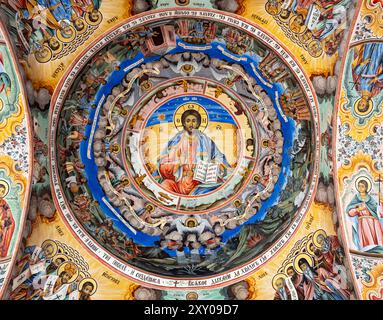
<box><xmin>122</xmin><ymin>79</ymin><xmax>261</xmax><ymax>214</ymax></box>
<box><xmin>50</xmin><ymin>9</ymin><xmax>320</xmax><ymax>289</ymax></box>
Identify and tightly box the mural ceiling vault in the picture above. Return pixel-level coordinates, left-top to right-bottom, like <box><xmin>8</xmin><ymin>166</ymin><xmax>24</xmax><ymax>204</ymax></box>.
<box><xmin>0</xmin><ymin>0</ymin><xmax>381</xmax><ymax>302</ymax></box>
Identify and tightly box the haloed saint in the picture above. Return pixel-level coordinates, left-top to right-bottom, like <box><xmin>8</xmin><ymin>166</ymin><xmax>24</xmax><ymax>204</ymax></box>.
<box><xmin>155</xmin><ymin>109</ymin><xmax>233</xmax><ymax>196</ymax></box>
<box><xmin>346</xmin><ymin>177</ymin><xmax>383</xmax><ymax>251</ymax></box>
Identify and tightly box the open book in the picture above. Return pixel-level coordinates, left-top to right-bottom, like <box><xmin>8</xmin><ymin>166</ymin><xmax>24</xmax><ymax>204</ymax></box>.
<box><xmin>193</xmin><ymin>161</ymin><xmax>219</xmax><ymax>184</ymax></box>
<box><xmin>306</xmin><ymin>4</ymin><xmax>321</xmax><ymax>30</ymax></box>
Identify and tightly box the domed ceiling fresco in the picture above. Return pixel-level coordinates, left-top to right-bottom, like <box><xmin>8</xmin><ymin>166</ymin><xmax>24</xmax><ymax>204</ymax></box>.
<box><xmin>0</xmin><ymin>0</ymin><xmax>382</xmax><ymax>301</ymax></box>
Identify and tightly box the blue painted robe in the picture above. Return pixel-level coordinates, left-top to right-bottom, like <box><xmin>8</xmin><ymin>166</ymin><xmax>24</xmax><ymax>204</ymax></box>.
<box><xmin>353</xmin><ymin>43</ymin><xmax>383</xmax><ymax>97</ymax></box>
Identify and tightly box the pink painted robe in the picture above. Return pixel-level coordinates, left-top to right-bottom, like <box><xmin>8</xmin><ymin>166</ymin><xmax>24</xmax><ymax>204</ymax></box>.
<box><xmin>348</xmin><ymin>203</ymin><xmax>383</xmax><ymax>248</ymax></box>
<box><xmin>159</xmin><ymin>132</ymin><xmax>200</xmax><ymax>195</ymax></box>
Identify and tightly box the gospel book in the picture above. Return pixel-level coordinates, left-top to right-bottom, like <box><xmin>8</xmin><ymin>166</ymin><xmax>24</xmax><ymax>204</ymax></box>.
<box><xmin>193</xmin><ymin>161</ymin><xmax>219</xmax><ymax>184</ymax></box>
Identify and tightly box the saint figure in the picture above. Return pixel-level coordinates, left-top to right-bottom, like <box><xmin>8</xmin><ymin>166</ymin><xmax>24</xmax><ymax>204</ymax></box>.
<box><xmin>352</xmin><ymin>43</ymin><xmax>383</xmax><ymax>113</ymax></box>
<box><xmin>157</xmin><ymin>109</ymin><xmax>232</xmax><ymax>195</ymax></box>
<box><xmin>0</xmin><ymin>181</ymin><xmax>15</xmax><ymax>257</ymax></box>
<box><xmin>347</xmin><ymin>179</ymin><xmax>383</xmax><ymax>249</ymax></box>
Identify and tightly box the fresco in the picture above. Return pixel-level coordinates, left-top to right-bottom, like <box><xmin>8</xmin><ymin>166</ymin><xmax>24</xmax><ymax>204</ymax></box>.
<box><xmin>272</xmin><ymin>229</ymin><xmax>352</xmax><ymax>300</ymax></box>
<box><xmin>0</xmin><ymin>0</ymin><xmax>381</xmax><ymax>301</ymax></box>
<box><xmin>264</xmin><ymin>0</ymin><xmax>353</xmax><ymax>58</ymax></box>
<box><xmin>10</xmin><ymin>239</ymin><xmax>98</xmax><ymax>300</ymax></box>
<box><xmin>335</xmin><ymin>0</ymin><xmax>383</xmax><ymax>300</ymax></box>
<box><xmin>0</xmin><ymin>21</ymin><xmax>33</xmax><ymax>299</ymax></box>
<box><xmin>49</xmin><ymin>11</ymin><xmax>320</xmax><ymax>288</ymax></box>
<box><xmin>0</xmin><ymin>0</ymin><xmax>134</xmax><ymax>87</ymax></box>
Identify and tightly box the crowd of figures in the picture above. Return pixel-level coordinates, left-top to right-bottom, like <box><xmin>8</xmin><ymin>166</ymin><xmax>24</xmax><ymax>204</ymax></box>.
<box><xmin>265</xmin><ymin>0</ymin><xmax>353</xmax><ymax>57</ymax></box>
<box><xmin>0</xmin><ymin>0</ymin><xmax>103</xmax><ymax>62</ymax></box>
<box><xmin>273</xmin><ymin>230</ymin><xmax>352</xmax><ymax>300</ymax></box>
<box><xmin>10</xmin><ymin>240</ymin><xmax>97</xmax><ymax>300</ymax></box>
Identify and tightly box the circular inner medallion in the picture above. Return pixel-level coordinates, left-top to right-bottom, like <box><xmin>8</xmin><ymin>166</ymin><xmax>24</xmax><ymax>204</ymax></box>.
<box><xmin>122</xmin><ymin>86</ymin><xmax>258</xmax><ymax>214</ymax></box>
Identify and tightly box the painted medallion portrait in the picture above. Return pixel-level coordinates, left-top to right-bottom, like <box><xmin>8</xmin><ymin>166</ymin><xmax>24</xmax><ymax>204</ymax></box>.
<box><xmin>141</xmin><ymin>98</ymin><xmax>239</xmax><ymax>197</ymax></box>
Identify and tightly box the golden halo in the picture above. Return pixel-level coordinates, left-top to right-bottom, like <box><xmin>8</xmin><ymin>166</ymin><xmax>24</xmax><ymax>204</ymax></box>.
<box><xmin>252</xmin><ymin>174</ymin><xmax>260</xmax><ymax>183</ymax></box>
<box><xmin>355</xmin><ymin>176</ymin><xmax>372</xmax><ymax>193</ymax></box>
<box><xmin>79</xmin><ymin>278</ymin><xmax>98</xmax><ymax>295</ymax></box>
<box><xmin>284</xmin><ymin>262</ymin><xmax>295</xmax><ymax>275</ymax></box>
<box><xmin>224</xmin><ymin>78</ymin><xmax>234</xmax><ymax>87</ymax></box>
<box><xmin>121</xmin><ymin>176</ymin><xmax>131</xmax><ymax>187</ymax></box>
<box><xmin>186</xmin><ymin>292</ymin><xmax>198</xmax><ymax>300</ymax></box>
<box><xmin>110</xmin><ymin>144</ymin><xmax>120</xmax><ymax>154</ymax></box>
<box><xmin>307</xmin><ymin>40</ymin><xmax>323</xmax><ymax>58</ymax></box>
<box><xmin>313</xmin><ymin>229</ymin><xmax>327</xmax><ymax>248</ymax></box>
<box><xmin>185</xmin><ymin>217</ymin><xmax>198</xmax><ymax>228</ymax></box>
<box><xmin>145</xmin><ymin>203</ymin><xmax>155</xmax><ymax>213</ymax></box>
<box><xmin>289</xmin><ymin>15</ymin><xmax>307</xmax><ymax>34</ymax></box>
<box><xmin>140</xmin><ymin>80</ymin><xmax>152</xmax><ymax>92</ymax></box>
<box><xmin>306</xmin><ymin>239</ymin><xmax>316</xmax><ymax>254</ymax></box>
<box><xmin>233</xmin><ymin>199</ymin><xmax>242</xmax><ymax>208</ymax></box>
<box><xmin>272</xmin><ymin>273</ymin><xmax>287</xmax><ymax>290</ymax></box>
<box><xmin>354</xmin><ymin>97</ymin><xmax>373</xmax><ymax>116</ymax></box>
<box><xmin>298</xmin><ymin>30</ymin><xmax>313</xmax><ymax>44</ymax></box>
<box><xmin>57</xmin><ymin>262</ymin><xmax>79</xmax><ymax>283</ymax></box>
<box><xmin>73</xmin><ymin>17</ymin><xmax>88</xmax><ymax>35</ymax></box>
<box><xmin>52</xmin><ymin>254</ymin><xmax>68</xmax><ymax>266</ymax></box>
<box><xmin>294</xmin><ymin>253</ymin><xmax>314</xmax><ymax>274</ymax></box>
<box><xmin>34</xmin><ymin>45</ymin><xmax>52</xmax><ymax>63</ymax></box>
<box><xmin>265</xmin><ymin>1</ymin><xmax>281</xmax><ymax>16</ymax></box>
<box><xmin>175</xmin><ymin>0</ymin><xmax>190</xmax><ymax>6</ymax></box>
<box><xmin>120</xmin><ymin>108</ymin><xmax>128</xmax><ymax>116</ymax></box>
<box><xmin>56</xmin><ymin>25</ymin><xmax>76</xmax><ymax>43</ymax></box>
<box><xmin>47</xmin><ymin>37</ymin><xmax>63</xmax><ymax>54</ymax></box>
<box><xmin>261</xmin><ymin>139</ymin><xmax>269</xmax><ymax>148</ymax></box>
<box><xmin>278</xmin><ymin>9</ymin><xmax>293</xmax><ymax>23</ymax></box>
<box><xmin>41</xmin><ymin>240</ymin><xmax>58</xmax><ymax>259</ymax></box>
<box><xmin>181</xmin><ymin>64</ymin><xmax>194</xmax><ymax>74</ymax></box>
<box><xmin>173</xmin><ymin>103</ymin><xmax>208</xmax><ymax>132</ymax></box>
<box><xmin>0</xmin><ymin>180</ymin><xmax>10</xmax><ymax>198</ymax></box>
<box><xmin>85</xmin><ymin>10</ymin><xmax>103</xmax><ymax>26</ymax></box>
